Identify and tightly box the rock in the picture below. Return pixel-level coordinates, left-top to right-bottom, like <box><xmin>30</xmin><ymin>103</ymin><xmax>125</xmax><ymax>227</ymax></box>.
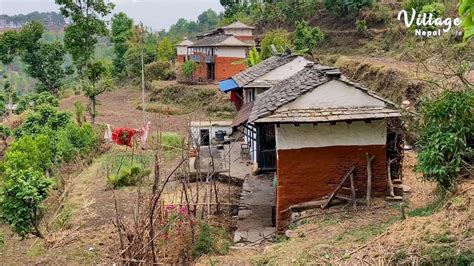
<box><xmin>402</xmin><ymin>100</ymin><xmax>410</xmax><ymax>106</ymax></box>
<box><xmin>404</xmin><ymin>144</ymin><xmax>413</xmax><ymax>150</ymax></box>
<box><xmin>285</xmin><ymin>229</ymin><xmax>297</xmax><ymax>238</ymax></box>
<box><xmin>263</xmin><ymin>244</ymin><xmax>276</xmax><ymax>254</ymax></box>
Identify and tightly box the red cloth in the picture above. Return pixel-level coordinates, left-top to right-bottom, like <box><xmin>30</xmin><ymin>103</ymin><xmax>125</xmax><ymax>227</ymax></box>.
<box><xmin>112</xmin><ymin>128</ymin><xmax>137</xmax><ymax>147</ymax></box>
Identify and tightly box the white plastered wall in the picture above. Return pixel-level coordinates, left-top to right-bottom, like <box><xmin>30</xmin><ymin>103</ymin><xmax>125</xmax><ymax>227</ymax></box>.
<box><xmin>191</xmin><ymin>125</ymin><xmax>233</xmax><ymax>146</ymax></box>
<box><xmin>275</xmin><ymin>120</ymin><xmax>387</xmax><ymax>151</ymax></box>
<box><xmin>177</xmin><ymin>46</ymin><xmax>188</xmax><ymax>55</ymax></box>
<box><xmin>216</xmin><ymin>47</ymin><xmax>247</xmax><ymax>58</ymax></box>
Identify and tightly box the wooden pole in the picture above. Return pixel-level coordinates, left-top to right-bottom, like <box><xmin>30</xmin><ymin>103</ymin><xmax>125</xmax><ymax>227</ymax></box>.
<box><xmin>366</xmin><ymin>153</ymin><xmax>375</xmax><ymax>207</ymax></box>
<box><xmin>387</xmin><ymin>158</ymin><xmax>396</xmax><ymax>197</ymax></box>
<box><xmin>349</xmin><ymin>172</ymin><xmax>356</xmax><ymax>211</ymax></box>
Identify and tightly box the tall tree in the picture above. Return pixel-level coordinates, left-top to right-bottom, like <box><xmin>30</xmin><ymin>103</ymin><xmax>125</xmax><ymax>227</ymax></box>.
<box><xmin>260</xmin><ymin>29</ymin><xmax>292</xmax><ymax>59</ymax></box>
<box><xmin>156</xmin><ymin>37</ymin><xmax>175</xmax><ymax>62</ymax></box>
<box><xmin>197</xmin><ymin>9</ymin><xmax>219</xmax><ymax>31</ymax></box>
<box><xmin>56</xmin><ymin>0</ymin><xmax>114</xmax><ymax>123</ymax></box>
<box><xmin>84</xmin><ymin>59</ymin><xmax>113</xmax><ymax>124</ymax></box>
<box><xmin>0</xmin><ymin>30</ymin><xmax>20</xmax><ymax>116</ymax></box>
<box><xmin>56</xmin><ymin>0</ymin><xmax>115</xmax><ymax>73</ymax></box>
<box><xmin>111</xmin><ymin>12</ymin><xmax>133</xmax><ymax>76</ymax></box>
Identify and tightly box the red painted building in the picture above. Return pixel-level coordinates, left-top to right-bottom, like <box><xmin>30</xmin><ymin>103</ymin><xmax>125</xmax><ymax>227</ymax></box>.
<box><xmin>176</xmin><ymin>21</ymin><xmax>254</xmax><ymax>82</ymax></box>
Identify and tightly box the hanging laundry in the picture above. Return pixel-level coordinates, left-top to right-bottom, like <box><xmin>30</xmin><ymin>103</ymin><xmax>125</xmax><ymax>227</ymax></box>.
<box><xmin>112</xmin><ymin>127</ymin><xmax>137</xmax><ymax>147</ymax></box>
<box><xmin>104</xmin><ymin>124</ymin><xmax>113</xmax><ymax>142</ymax></box>
<box><xmin>137</xmin><ymin>121</ymin><xmax>151</xmax><ymax>147</ymax></box>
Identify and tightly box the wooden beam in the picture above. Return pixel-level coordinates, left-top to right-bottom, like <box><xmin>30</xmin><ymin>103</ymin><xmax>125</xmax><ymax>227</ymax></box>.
<box><xmin>350</xmin><ymin>172</ymin><xmax>356</xmax><ymax>211</ymax></box>
<box><xmin>366</xmin><ymin>153</ymin><xmax>375</xmax><ymax>207</ymax></box>
<box><xmin>322</xmin><ymin>166</ymin><xmax>355</xmax><ymax>209</ymax></box>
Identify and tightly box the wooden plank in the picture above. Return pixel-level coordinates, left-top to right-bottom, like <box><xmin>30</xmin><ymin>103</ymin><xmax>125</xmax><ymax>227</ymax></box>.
<box><xmin>321</xmin><ymin>166</ymin><xmax>355</xmax><ymax>209</ymax></box>
<box><xmin>366</xmin><ymin>153</ymin><xmax>375</xmax><ymax>207</ymax></box>
<box><xmin>350</xmin><ymin>172</ymin><xmax>356</xmax><ymax>211</ymax></box>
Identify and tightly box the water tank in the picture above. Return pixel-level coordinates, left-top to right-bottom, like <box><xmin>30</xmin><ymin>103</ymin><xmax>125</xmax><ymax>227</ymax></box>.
<box><xmin>215</xmin><ymin>130</ymin><xmax>225</xmax><ymax>141</ymax></box>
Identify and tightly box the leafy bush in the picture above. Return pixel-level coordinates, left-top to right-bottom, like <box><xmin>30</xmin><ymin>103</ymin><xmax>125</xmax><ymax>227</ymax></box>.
<box><xmin>73</xmin><ymin>101</ymin><xmax>86</xmax><ymax>125</ymax></box>
<box><xmin>0</xmin><ymin>125</ymin><xmax>11</xmax><ymax>146</ymax></box>
<box><xmin>260</xmin><ymin>29</ymin><xmax>292</xmax><ymax>59</ymax></box>
<box><xmin>15</xmin><ymin>104</ymin><xmax>72</xmax><ymax>138</ymax></box>
<box><xmin>2</xmin><ymin>134</ymin><xmax>53</xmax><ymax>174</ymax></box>
<box><xmin>325</xmin><ymin>0</ymin><xmax>374</xmax><ymax>16</ymax></box>
<box><xmin>145</xmin><ymin>61</ymin><xmax>175</xmax><ymax>81</ymax></box>
<box><xmin>192</xmin><ymin>223</ymin><xmax>231</xmax><ymax>259</ymax></box>
<box><xmin>0</xmin><ymin>169</ymin><xmax>52</xmax><ymax>238</ymax></box>
<box><xmin>55</xmin><ymin>123</ymin><xmax>98</xmax><ymax>163</ymax></box>
<box><xmin>15</xmin><ymin>91</ymin><xmax>59</xmax><ymax>114</ymax></box>
<box><xmin>182</xmin><ymin>61</ymin><xmax>196</xmax><ymax>79</ymax></box>
<box><xmin>156</xmin><ymin>132</ymin><xmax>183</xmax><ymax>151</ymax></box>
<box><xmin>294</xmin><ymin>21</ymin><xmax>324</xmax><ymax>56</ymax></box>
<box><xmin>404</xmin><ymin>0</ymin><xmax>437</xmax><ymax>14</ymax></box>
<box><xmin>417</xmin><ymin>91</ymin><xmax>473</xmax><ymax>190</ymax></box>
<box><xmin>106</xmin><ymin>164</ymin><xmax>151</xmax><ymax>188</ymax></box>
<box><xmin>355</xmin><ymin>19</ymin><xmax>369</xmax><ymax>36</ymax></box>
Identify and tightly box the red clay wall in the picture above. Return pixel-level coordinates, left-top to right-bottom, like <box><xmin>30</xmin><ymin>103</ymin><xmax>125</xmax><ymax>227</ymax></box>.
<box><xmin>234</xmin><ymin>35</ymin><xmax>254</xmax><ymax>42</ymax></box>
<box><xmin>215</xmin><ymin>57</ymin><xmax>247</xmax><ymax>81</ymax></box>
<box><xmin>276</xmin><ymin>145</ymin><xmax>387</xmax><ymax>230</ymax></box>
<box><xmin>193</xmin><ymin>62</ymin><xmax>209</xmax><ymax>81</ymax></box>
<box><xmin>177</xmin><ymin>55</ymin><xmax>186</xmax><ymax>63</ymax></box>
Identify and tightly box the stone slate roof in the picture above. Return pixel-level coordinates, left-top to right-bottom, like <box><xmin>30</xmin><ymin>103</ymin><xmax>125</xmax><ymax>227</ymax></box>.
<box><xmin>221</xmin><ymin>21</ymin><xmax>254</xmax><ymax>29</ymax></box>
<box><xmin>189</xmin><ymin>35</ymin><xmax>249</xmax><ymax>47</ymax></box>
<box><xmin>231</xmin><ymin>54</ymin><xmax>297</xmax><ymax>87</ymax></box>
<box><xmin>248</xmin><ymin>64</ymin><xmax>400</xmax><ymax>123</ymax></box>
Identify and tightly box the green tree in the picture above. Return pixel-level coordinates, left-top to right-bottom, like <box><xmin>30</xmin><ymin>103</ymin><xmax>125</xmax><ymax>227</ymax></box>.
<box><xmin>56</xmin><ymin>0</ymin><xmax>115</xmax><ymax>73</ymax></box>
<box><xmin>182</xmin><ymin>61</ymin><xmax>197</xmax><ymax>79</ymax></box>
<box><xmin>260</xmin><ymin>29</ymin><xmax>292</xmax><ymax>59</ymax></box>
<box><xmin>325</xmin><ymin>0</ymin><xmax>374</xmax><ymax>16</ymax></box>
<box><xmin>0</xmin><ymin>125</ymin><xmax>11</xmax><ymax>149</ymax></box>
<box><xmin>417</xmin><ymin>91</ymin><xmax>473</xmax><ymax>191</ymax></box>
<box><xmin>459</xmin><ymin>0</ymin><xmax>474</xmax><ymax>41</ymax></box>
<box><xmin>83</xmin><ymin>59</ymin><xmax>113</xmax><ymax>124</ymax></box>
<box><xmin>111</xmin><ymin>12</ymin><xmax>134</xmax><ymax>76</ymax></box>
<box><xmin>294</xmin><ymin>21</ymin><xmax>324</xmax><ymax>58</ymax></box>
<box><xmin>0</xmin><ymin>169</ymin><xmax>52</xmax><ymax>239</ymax></box>
<box><xmin>197</xmin><ymin>9</ymin><xmax>220</xmax><ymax>31</ymax></box>
<box><xmin>157</xmin><ymin>37</ymin><xmax>175</xmax><ymax>62</ymax></box>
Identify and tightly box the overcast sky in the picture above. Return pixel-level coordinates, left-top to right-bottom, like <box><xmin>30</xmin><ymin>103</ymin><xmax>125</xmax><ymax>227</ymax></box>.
<box><xmin>0</xmin><ymin>0</ymin><xmax>224</xmax><ymax>31</ymax></box>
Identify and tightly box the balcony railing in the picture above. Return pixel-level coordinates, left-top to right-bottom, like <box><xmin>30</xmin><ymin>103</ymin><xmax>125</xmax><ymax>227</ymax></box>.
<box><xmin>189</xmin><ymin>54</ymin><xmax>215</xmax><ymax>63</ymax></box>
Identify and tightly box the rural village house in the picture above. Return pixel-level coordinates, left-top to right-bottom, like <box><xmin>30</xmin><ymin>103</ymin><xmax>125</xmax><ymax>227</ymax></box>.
<box><xmin>220</xmin><ymin>57</ymin><xmax>404</xmax><ymax>231</ymax></box>
<box><xmin>220</xmin><ymin>52</ymin><xmax>312</xmax><ymax>169</ymax></box>
<box><xmin>176</xmin><ymin>21</ymin><xmax>254</xmax><ymax>82</ymax></box>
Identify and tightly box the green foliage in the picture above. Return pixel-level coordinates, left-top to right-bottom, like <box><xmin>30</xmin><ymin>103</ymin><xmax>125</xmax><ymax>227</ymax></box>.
<box><xmin>0</xmin><ymin>230</ymin><xmax>4</xmax><ymax>248</ymax></box>
<box><xmin>124</xmin><ymin>44</ymin><xmax>156</xmax><ymax>78</ymax></box>
<box><xmin>156</xmin><ymin>132</ymin><xmax>183</xmax><ymax>151</ymax></box>
<box><xmin>294</xmin><ymin>21</ymin><xmax>324</xmax><ymax>57</ymax></box>
<box><xmin>145</xmin><ymin>61</ymin><xmax>175</xmax><ymax>82</ymax></box>
<box><xmin>459</xmin><ymin>0</ymin><xmax>474</xmax><ymax>41</ymax></box>
<box><xmin>421</xmin><ymin>246</ymin><xmax>474</xmax><ymax>265</ymax></box>
<box><xmin>192</xmin><ymin>223</ymin><xmax>231</xmax><ymax>259</ymax></box>
<box><xmin>2</xmin><ymin>135</ymin><xmax>53</xmax><ymax>174</ymax></box>
<box><xmin>404</xmin><ymin>0</ymin><xmax>437</xmax><ymax>14</ymax></box>
<box><xmin>16</xmin><ymin>91</ymin><xmax>59</xmax><ymax>114</ymax></box>
<box><xmin>0</xmin><ymin>125</ymin><xmax>11</xmax><ymax>143</ymax></box>
<box><xmin>355</xmin><ymin>19</ymin><xmax>369</xmax><ymax>35</ymax></box>
<box><xmin>408</xmin><ymin>192</ymin><xmax>448</xmax><ymax>217</ymax></box>
<box><xmin>0</xmin><ymin>169</ymin><xmax>52</xmax><ymax>238</ymax></box>
<box><xmin>260</xmin><ymin>29</ymin><xmax>292</xmax><ymax>59</ymax></box>
<box><xmin>15</xmin><ymin>104</ymin><xmax>72</xmax><ymax>138</ymax></box>
<box><xmin>111</xmin><ymin>12</ymin><xmax>134</xmax><ymax>76</ymax></box>
<box><xmin>55</xmin><ymin>123</ymin><xmax>98</xmax><ymax>163</ymax></box>
<box><xmin>156</xmin><ymin>37</ymin><xmax>175</xmax><ymax>62</ymax></box>
<box><xmin>0</xmin><ymin>30</ymin><xmax>20</xmax><ymax>65</ymax></box>
<box><xmin>83</xmin><ymin>59</ymin><xmax>113</xmax><ymax>123</ymax></box>
<box><xmin>106</xmin><ymin>164</ymin><xmax>151</xmax><ymax>188</ymax></box>
<box><xmin>73</xmin><ymin>101</ymin><xmax>86</xmax><ymax>125</ymax></box>
<box><xmin>418</xmin><ymin>3</ymin><xmax>446</xmax><ymax>31</ymax></box>
<box><xmin>246</xmin><ymin>47</ymin><xmax>262</xmax><ymax>67</ymax></box>
<box><xmin>56</xmin><ymin>0</ymin><xmax>115</xmax><ymax>72</ymax></box>
<box><xmin>325</xmin><ymin>0</ymin><xmax>375</xmax><ymax>16</ymax></box>
<box><xmin>182</xmin><ymin>61</ymin><xmax>197</xmax><ymax>78</ymax></box>
<box><xmin>417</xmin><ymin>91</ymin><xmax>473</xmax><ymax>190</ymax></box>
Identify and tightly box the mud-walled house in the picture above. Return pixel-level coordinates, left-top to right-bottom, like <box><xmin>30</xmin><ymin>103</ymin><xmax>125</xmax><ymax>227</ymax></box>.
<box><xmin>219</xmin><ymin>52</ymin><xmax>312</xmax><ymax>170</ymax></box>
<box><xmin>246</xmin><ymin>63</ymin><xmax>403</xmax><ymax>231</ymax></box>
<box><xmin>176</xmin><ymin>21</ymin><xmax>254</xmax><ymax>82</ymax></box>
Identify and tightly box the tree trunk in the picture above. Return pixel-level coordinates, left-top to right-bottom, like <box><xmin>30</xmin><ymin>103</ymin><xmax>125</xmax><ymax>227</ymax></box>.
<box><xmin>89</xmin><ymin>96</ymin><xmax>96</xmax><ymax>124</ymax></box>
